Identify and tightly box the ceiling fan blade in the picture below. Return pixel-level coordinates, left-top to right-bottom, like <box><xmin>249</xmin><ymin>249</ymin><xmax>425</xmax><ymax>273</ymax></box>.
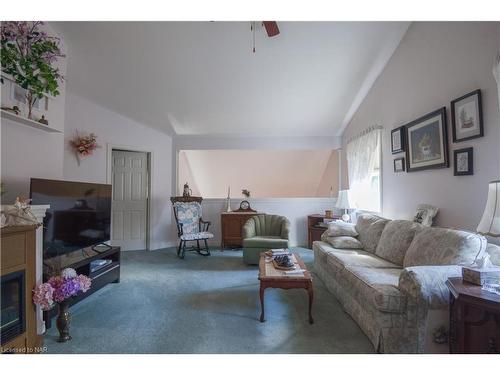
<box><xmin>262</xmin><ymin>21</ymin><xmax>280</xmax><ymax>37</ymax></box>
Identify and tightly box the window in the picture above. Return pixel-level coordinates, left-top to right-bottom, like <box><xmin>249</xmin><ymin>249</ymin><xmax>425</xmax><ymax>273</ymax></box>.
<box><xmin>346</xmin><ymin>128</ymin><xmax>381</xmax><ymax>213</ymax></box>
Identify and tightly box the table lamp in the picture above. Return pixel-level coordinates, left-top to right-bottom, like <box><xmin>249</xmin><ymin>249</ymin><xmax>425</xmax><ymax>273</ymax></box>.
<box><xmin>477</xmin><ymin>180</ymin><xmax>500</xmax><ymax>237</ymax></box>
<box><xmin>335</xmin><ymin>190</ymin><xmax>355</xmax><ymax>222</ymax></box>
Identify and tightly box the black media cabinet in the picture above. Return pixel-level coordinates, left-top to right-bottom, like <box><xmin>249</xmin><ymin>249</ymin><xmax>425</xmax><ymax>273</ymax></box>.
<box><xmin>43</xmin><ymin>246</ymin><xmax>121</xmax><ymax>329</ymax></box>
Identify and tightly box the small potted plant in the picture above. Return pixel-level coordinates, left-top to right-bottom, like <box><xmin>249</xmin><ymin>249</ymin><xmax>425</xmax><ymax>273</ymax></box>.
<box><xmin>33</xmin><ymin>268</ymin><xmax>91</xmax><ymax>342</ymax></box>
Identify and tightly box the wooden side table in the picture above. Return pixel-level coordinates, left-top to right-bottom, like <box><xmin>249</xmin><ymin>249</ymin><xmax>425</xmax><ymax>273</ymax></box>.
<box><xmin>446</xmin><ymin>277</ymin><xmax>500</xmax><ymax>353</ymax></box>
<box><xmin>307</xmin><ymin>214</ymin><xmax>340</xmax><ymax>248</ymax></box>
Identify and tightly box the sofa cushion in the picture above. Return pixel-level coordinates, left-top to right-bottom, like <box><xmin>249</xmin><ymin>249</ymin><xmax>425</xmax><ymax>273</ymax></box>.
<box><xmin>375</xmin><ymin>220</ymin><xmax>423</xmax><ymax>266</ymax></box>
<box><xmin>324</xmin><ymin>236</ymin><xmax>363</xmax><ymax>249</ymax></box>
<box><xmin>322</xmin><ymin>221</ymin><xmax>358</xmax><ymax>238</ymax></box>
<box><xmin>355</xmin><ymin>214</ymin><xmax>390</xmax><ymax>253</ymax></box>
<box><xmin>313</xmin><ymin>240</ymin><xmax>359</xmax><ymax>263</ymax></box>
<box><xmin>242</xmin><ymin>236</ymin><xmax>288</xmax><ymax>249</ymax></box>
<box><xmin>327</xmin><ymin>249</ymin><xmax>400</xmax><ymax>270</ymax></box>
<box><xmin>403</xmin><ymin>227</ymin><xmax>487</xmax><ymax>267</ymax></box>
<box><xmin>344</xmin><ymin>266</ymin><xmax>406</xmax><ymax>313</ymax></box>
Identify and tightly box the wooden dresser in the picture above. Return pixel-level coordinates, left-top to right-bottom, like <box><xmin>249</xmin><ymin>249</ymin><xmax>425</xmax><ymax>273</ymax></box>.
<box><xmin>447</xmin><ymin>277</ymin><xmax>500</xmax><ymax>353</ymax></box>
<box><xmin>221</xmin><ymin>212</ymin><xmax>261</xmax><ymax>249</ymax></box>
<box><xmin>1</xmin><ymin>225</ymin><xmax>42</xmax><ymax>354</ymax></box>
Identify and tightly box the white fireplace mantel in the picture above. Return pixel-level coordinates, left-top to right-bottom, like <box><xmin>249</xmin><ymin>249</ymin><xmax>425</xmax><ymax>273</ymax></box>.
<box><xmin>1</xmin><ymin>204</ymin><xmax>50</xmax><ymax>334</ymax></box>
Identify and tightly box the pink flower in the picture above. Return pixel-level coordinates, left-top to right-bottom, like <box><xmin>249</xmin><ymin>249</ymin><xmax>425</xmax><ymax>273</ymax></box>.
<box><xmin>77</xmin><ymin>274</ymin><xmax>92</xmax><ymax>293</ymax></box>
<box><xmin>33</xmin><ymin>283</ymin><xmax>55</xmax><ymax>311</ymax></box>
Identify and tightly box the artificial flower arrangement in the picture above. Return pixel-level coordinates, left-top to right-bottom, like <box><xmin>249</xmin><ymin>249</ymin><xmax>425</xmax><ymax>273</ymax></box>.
<box><xmin>70</xmin><ymin>131</ymin><xmax>100</xmax><ymax>158</ymax></box>
<box><xmin>33</xmin><ymin>267</ymin><xmax>91</xmax><ymax>342</ymax></box>
<box><xmin>33</xmin><ymin>267</ymin><xmax>92</xmax><ymax>310</ymax></box>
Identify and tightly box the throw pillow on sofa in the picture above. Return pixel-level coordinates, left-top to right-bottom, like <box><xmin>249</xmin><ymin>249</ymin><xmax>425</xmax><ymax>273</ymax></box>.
<box><xmin>324</xmin><ymin>236</ymin><xmax>364</xmax><ymax>249</ymax></box>
<box><xmin>355</xmin><ymin>214</ymin><xmax>390</xmax><ymax>253</ymax></box>
<box><xmin>375</xmin><ymin>220</ymin><xmax>423</xmax><ymax>266</ymax></box>
<box><xmin>321</xmin><ymin>221</ymin><xmax>358</xmax><ymax>239</ymax></box>
<box><xmin>403</xmin><ymin>227</ymin><xmax>487</xmax><ymax>267</ymax></box>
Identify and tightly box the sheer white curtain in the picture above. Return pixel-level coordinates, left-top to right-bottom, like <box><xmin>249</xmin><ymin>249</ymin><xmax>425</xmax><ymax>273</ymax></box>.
<box><xmin>346</xmin><ymin>128</ymin><xmax>381</xmax><ymax>212</ymax></box>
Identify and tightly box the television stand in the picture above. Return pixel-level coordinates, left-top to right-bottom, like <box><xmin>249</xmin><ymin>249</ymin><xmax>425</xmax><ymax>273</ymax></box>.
<box><xmin>43</xmin><ymin>245</ymin><xmax>121</xmax><ymax>329</ymax></box>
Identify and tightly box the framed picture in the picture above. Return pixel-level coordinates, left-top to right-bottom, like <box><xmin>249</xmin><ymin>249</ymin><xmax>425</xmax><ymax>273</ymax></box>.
<box><xmin>405</xmin><ymin>107</ymin><xmax>449</xmax><ymax>172</ymax></box>
<box><xmin>454</xmin><ymin>147</ymin><xmax>473</xmax><ymax>176</ymax></box>
<box><xmin>394</xmin><ymin>157</ymin><xmax>405</xmax><ymax>173</ymax></box>
<box><xmin>451</xmin><ymin>89</ymin><xmax>483</xmax><ymax>143</ymax></box>
<box><xmin>391</xmin><ymin>126</ymin><xmax>405</xmax><ymax>154</ymax></box>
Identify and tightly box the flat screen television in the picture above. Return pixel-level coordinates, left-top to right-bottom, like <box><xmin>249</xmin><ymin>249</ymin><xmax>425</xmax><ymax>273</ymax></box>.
<box><xmin>30</xmin><ymin>178</ymin><xmax>112</xmax><ymax>259</ymax></box>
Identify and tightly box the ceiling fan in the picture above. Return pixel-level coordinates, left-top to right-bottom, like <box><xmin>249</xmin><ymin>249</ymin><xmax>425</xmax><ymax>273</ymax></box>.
<box><xmin>251</xmin><ymin>21</ymin><xmax>280</xmax><ymax>52</ymax></box>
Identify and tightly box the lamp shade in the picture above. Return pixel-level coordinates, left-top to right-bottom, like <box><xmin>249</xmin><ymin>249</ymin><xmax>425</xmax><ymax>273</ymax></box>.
<box><xmin>335</xmin><ymin>190</ymin><xmax>355</xmax><ymax>210</ymax></box>
<box><xmin>477</xmin><ymin>180</ymin><xmax>500</xmax><ymax>237</ymax></box>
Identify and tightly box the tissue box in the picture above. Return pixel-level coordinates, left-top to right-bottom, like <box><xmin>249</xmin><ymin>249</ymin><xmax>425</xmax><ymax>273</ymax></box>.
<box><xmin>462</xmin><ymin>267</ymin><xmax>500</xmax><ymax>286</ymax></box>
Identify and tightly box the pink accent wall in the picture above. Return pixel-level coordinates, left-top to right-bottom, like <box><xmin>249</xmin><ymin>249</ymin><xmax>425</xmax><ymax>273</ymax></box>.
<box><xmin>178</xmin><ymin>150</ymin><xmax>339</xmax><ymax>198</ymax></box>
<box><xmin>316</xmin><ymin>150</ymin><xmax>340</xmax><ymax>197</ymax></box>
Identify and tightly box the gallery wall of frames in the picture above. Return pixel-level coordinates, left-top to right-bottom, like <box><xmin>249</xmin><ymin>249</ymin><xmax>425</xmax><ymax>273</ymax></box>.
<box><xmin>391</xmin><ymin>89</ymin><xmax>482</xmax><ymax>177</ymax></box>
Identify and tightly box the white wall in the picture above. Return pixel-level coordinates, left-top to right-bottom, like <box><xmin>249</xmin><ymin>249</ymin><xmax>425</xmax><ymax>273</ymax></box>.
<box><xmin>201</xmin><ymin>198</ymin><xmax>337</xmax><ymax>247</ymax></box>
<box><xmin>341</xmin><ymin>22</ymin><xmax>500</xmax><ymax>233</ymax></box>
<box><xmin>62</xmin><ymin>92</ymin><xmax>175</xmax><ymax>249</ymax></box>
<box><xmin>1</xmin><ymin>23</ymin><xmax>67</xmax><ymax>203</ymax></box>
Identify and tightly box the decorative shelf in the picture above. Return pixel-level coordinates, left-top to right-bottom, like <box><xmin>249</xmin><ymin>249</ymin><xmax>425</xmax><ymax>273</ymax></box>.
<box><xmin>1</xmin><ymin>110</ymin><xmax>62</xmax><ymax>133</ymax></box>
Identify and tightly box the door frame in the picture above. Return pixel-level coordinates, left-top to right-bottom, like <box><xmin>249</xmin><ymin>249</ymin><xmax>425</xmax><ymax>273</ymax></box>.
<box><xmin>106</xmin><ymin>143</ymin><xmax>153</xmax><ymax>251</ymax></box>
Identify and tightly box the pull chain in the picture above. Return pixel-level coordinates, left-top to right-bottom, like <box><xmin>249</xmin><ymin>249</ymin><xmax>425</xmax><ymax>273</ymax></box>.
<box><xmin>251</xmin><ymin>21</ymin><xmax>256</xmax><ymax>53</ymax></box>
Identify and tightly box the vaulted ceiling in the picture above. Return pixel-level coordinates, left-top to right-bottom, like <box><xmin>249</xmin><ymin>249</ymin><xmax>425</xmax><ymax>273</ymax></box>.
<box><xmin>53</xmin><ymin>21</ymin><xmax>409</xmax><ymax>137</ymax></box>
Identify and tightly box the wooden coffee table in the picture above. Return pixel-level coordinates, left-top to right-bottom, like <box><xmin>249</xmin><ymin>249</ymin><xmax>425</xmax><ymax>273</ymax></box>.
<box><xmin>258</xmin><ymin>252</ymin><xmax>314</xmax><ymax>324</ymax></box>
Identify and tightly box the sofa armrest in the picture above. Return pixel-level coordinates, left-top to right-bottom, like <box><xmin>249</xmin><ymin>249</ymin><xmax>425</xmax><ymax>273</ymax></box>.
<box><xmin>398</xmin><ymin>265</ymin><xmax>462</xmax><ymax>309</ymax></box>
<box><xmin>242</xmin><ymin>219</ymin><xmax>256</xmax><ymax>239</ymax></box>
<box><xmin>281</xmin><ymin>219</ymin><xmax>291</xmax><ymax>240</ymax></box>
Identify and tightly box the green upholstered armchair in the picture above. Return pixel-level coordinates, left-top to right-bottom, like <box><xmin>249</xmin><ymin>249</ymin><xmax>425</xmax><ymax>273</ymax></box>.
<box><xmin>242</xmin><ymin>214</ymin><xmax>290</xmax><ymax>265</ymax></box>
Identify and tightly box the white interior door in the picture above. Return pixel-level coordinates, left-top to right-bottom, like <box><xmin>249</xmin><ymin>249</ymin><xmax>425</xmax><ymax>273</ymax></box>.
<box><xmin>111</xmin><ymin>150</ymin><xmax>148</xmax><ymax>251</ymax></box>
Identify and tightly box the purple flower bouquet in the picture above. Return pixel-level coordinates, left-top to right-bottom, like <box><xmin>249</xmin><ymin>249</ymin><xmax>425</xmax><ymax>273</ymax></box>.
<box><xmin>33</xmin><ymin>268</ymin><xmax>92</xmax><ymax>310</ymax></box>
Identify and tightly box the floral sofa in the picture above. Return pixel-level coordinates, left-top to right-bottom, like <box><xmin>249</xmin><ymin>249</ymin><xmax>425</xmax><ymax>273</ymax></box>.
<box><xmin>313</xmin><ymin>213</ymin><xmax>500</xmax><ymax>353</ymax></box>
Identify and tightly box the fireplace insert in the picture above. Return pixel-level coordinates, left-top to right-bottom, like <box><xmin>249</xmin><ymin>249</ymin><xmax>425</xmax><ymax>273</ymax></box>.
<box><xmin>1</xmin><ymin>270</ymin><xmax>26</xmax><ymax>345</ymax></box>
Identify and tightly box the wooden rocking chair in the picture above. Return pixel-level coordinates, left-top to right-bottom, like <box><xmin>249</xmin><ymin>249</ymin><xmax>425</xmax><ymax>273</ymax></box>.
<box><xmin>170</xmin><ymin>196</ymin><xmax>213</xmax><ymax>258</ymax></box>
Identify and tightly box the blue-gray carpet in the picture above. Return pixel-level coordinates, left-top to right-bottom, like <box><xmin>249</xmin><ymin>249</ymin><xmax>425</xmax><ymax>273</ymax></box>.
<box><xmin>44</xmin><ymin>247</ymin><xmax>374</xmax><ymax>353</ymax></box>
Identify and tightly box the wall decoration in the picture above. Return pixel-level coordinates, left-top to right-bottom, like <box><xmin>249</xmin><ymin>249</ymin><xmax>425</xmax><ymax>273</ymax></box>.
<box><xmin>70</xmin><ymin>131</ymin><xmax>100</xmax><ymax>163</ymax></box>
<box><xmin>242</xmin><ymin>189</ymin><xmax>251</xmax><ymax>198</ymax></box>
<box><xmin>391</xmin><ymin>126</ymin><xmax>405</xmax><ymax>154</ymax></box>
<box><xmin>451</xmin><ymin>89</ymin><xmax>483</xmax><ymax>143</ymax></box>
<box><xmin>454</xmin><ymin>147</ymin><xmax>473</xmax><ymax>176</ymax></box>
<box><xmin>1</xmin><ymin>21</ymin><xmax>65</xmax><ymax>119</ymax></box>
<box><xmin>393</xmin><ymin>157</ymin><xmax>405</xmax><ymax>173</ymax></box>
<box><xmin>405</xmin><ymin>107</ymin><xmax>449</xmax><ymax>172</ymax></box>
